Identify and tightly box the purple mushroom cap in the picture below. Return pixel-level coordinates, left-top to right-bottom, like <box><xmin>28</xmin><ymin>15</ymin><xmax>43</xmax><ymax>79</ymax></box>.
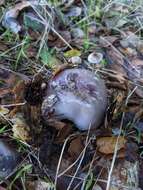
<box><xmin>42</xmin><ymin>69</ymin><xmax>107</xmax><ymax>130</ymax></box>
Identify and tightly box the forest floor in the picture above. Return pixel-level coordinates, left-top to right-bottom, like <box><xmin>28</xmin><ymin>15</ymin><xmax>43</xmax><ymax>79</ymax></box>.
<box><xmin>0</xmin><ymin>0</ymin><xmax>143</xmax><ymax>190</ymax></box>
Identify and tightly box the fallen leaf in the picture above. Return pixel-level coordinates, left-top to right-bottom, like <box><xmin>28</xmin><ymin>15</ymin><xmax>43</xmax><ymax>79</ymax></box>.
<box><xmin>120</xmin><ymin>31</ymin><xmax>140</xmax><ymax>48</ymax></box>
<box><xmin>125</xmin><ymin>142</ymin><xmax>138</xmax><ymax>162</ymax></box>
<box><xmin>0</xmin><ymin>106</ymin><xmax>9</xmax><ymax>115</ymax></box>
<box><xmin>12</xmin><ymin>115</ymin><xmax>31</xmax><ymax>142</ymax></box>
<box><xmin>24</xmin><ymin>12</ymin><xmax>44</xmax><ymax>32</ymax></box>
<box><xmin>97</xmin><ymin>136</ymin><xmax>126</xmax><ymax>154</ymax></box>
<box><xmin>2</xmin><ymin>0</ymin><xmax>45</xmax><ymax>33</ymax></box>
<box><xmin>68</xmin><ymin>137</ymin><xmax>84</xmax><ymax>160</ymax></box>
<box><xmin>52</xmin><ymin>63</ymin><xmax>69</xmax><ymax>78</ymax></box>
<box><xmin>48</xmin><ymin>119</ymin><xmax>67</xmax><ymax>130</ymax></box>
<box><xmin>51</xmin><ymin>30</ymin><xmax>71</xmax><ymax>48</ymax></box>
<box><xmin>64</xmin><ymin>49</ymin><xmax>81</xmax><ymax>58</ymax></box>
<box><xmin>2</xmin><ymin>1</ymin><xmax>31</xmax><ymax>33</ymax></box>
<box><xmin>109</xmin><ymin>160</ymin><xmax>139</xmax><ymax>190</ymax></box>
<box><xmin>99</xmin><ymin>36</ymin><xmax>118</xmax><ymax>48</ymax></box>
<box><xmin>105</xmin><ymin>48</ymin><xmax>127</xmax><ymax>78</ymax></box>
<box><xmin>97</xmin><ymin>158</ymin><xmax>140</xmax><ymax>190</ymax></box>
<box><xmin>0</xmin><ymin>68</ymin><xmax>29</xmax><ymax>110</ymax></box>
<box><xmin>55</xmin><ymin>123</ymin><xmax>73</xmax><ymax>143</ymax></box>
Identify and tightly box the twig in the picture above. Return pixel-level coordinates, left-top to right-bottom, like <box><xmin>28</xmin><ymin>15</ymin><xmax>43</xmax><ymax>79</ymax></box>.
<box><xmin>0</xmin><ymin>102</ymin><xmax>26</xmax><ymax>108</ymax></box>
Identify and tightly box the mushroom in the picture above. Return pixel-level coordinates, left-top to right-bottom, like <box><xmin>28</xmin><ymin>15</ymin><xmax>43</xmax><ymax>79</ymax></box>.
<box><xmin>0</xmin><ymin>140</ymin><xmax>19</xmax><ymax>179</ymax></box>
<box><xmin>42</xmin><ymin>69</ymin><xmax>107</xmax><ymax>130</ymax></box>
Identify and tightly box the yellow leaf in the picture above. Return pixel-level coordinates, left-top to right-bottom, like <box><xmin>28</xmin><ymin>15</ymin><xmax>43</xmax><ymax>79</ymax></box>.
<box><xmin>64</xmin><ymin>49</ymin><xmax>81</xmax><ymax>58</ymax></box>
<box><xmin>12</xmin><ymin>116</ymin><xmax>31</xmax><ymax>142</ymax></box>
<box><xmin>0</xmin><ymin>106</ymin><xmax>9</xmax><ymax>115</ymax></box>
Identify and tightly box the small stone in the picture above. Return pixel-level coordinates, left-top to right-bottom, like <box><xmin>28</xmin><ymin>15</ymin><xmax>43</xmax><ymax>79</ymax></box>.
<box><xmin>69</xmin><ymin>56</ymin><xmax>82</xmax><ymax>64</ymax></box>
<box><xmin>120</xmin><ymin>32</ymin><xmax>140</xmax><ymax>48</ymax></box>
<box><xmin>62</xmin><ymin>0</ymin><xmax>74</xmax><ymax>8</ymax></box>
<box><xmin>88</xmin><ymin>52</ymin><xmax>103</xmax><ymax>64</ymax></box>
<box><xmin>93</xmin><ymin>184</ymin><xmax>103</xmax><ymax>190</ymax></box>
<box><xmin>66</xmin><ymin>6</ymin><xmax>82</xmax><ymax>17</ymax></box>
<box><xmin>41</xmin><ymin>83</ymin><xmax>47</xmax><ymax>90</ymax></box>
<box><xmin>71</xmin><ymin>28</ymin><xmax>85</xmax><ymax>39</ymax></box>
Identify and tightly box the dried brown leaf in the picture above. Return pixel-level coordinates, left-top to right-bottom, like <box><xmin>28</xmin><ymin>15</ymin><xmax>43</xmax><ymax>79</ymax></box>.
<box><xmin>97</xmin><ymin>136</ymin><xmax>126</xmax><ymax>154</ymax></box>
<box><xmin>12</xmin><ymin>115</ymin><xmax>31</xmax><ymax>142</ymax></box>
<box><xmin>55</xmin><ymin>123</ymin><xmax>73</xmax><ymax>143</ymax></box>
<box><xmin>68</xmin><ymin>137</ymin><xmax>84</xmax><ymax>159</ymax></box>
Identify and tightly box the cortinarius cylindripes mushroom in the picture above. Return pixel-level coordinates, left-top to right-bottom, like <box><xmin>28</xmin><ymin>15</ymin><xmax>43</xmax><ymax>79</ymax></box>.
<box><xmin>0</xmin><ymin>140</ymin><xmax>19</xmax><ymax>179</ymax></box>
<box><xmin>42</xmin><ymin>68</ymin><xmax>107</xmax><ymax>130</ymax></box>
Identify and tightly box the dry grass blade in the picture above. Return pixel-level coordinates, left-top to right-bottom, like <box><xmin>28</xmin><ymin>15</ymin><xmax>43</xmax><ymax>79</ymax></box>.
<box><xmin>54</xmin><ymin>134</ymin><xmax>76</xmax><ymax>187</ymax></box>
<box><xmin>30</xmin><ymin>1</ymin><xmax>73</xmax><ymax>51</ymax></box>
<box><xmin>106</xmin><ymin>86</ymin><xmax>137</xmax><ymax>190</ymax></box>
<box><xmin>67</xmin><ymin>124</ymin><xmax>91</xmax><ymax>190</ymax></box>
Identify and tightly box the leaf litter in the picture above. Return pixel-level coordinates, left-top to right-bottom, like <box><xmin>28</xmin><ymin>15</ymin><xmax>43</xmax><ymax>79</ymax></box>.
<box><xmin>0</xmin><ymin>0</ymin><xmax>143</xmax><ymax>190</ymax></box>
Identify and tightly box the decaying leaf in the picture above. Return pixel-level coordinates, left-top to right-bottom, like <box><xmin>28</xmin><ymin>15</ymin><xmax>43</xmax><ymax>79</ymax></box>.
<box><xmin>24</xmin><ymin>12</ymin><xmax>44</xmax><ymax>32</ymax></box>
<box><xmin>109</xmin><ymin>160</ymin><xmax>139</xmax><ymax>190</ymax></box>
<box><xmin>0</xmin><ymin>68</ymin><xmax>29</xmax><ymax>118</ymax></box>
<box><xmin>105</xmin><ymin>48</ymin><xmax>127</xmax><ymax>77</ymax></box>
<box><xmin>96</xmin><ymin>157</ymin><xmax>140</xmax><ymax>190</ymax></box>
<box><xmin>2</xmin><ymin>0</ymin><xmax>44</xmax><ymax>33</ymax></box>
<box><xmin>99</xmin><ymin>36</ymin><xmax>118</xmax><ymax>48</ymax></box>
<box><xmin>2</xmin><ymin>1</ymin><xmax>32</xmax><ymax>33</ymax></box>
<box><xmin>97</xmin><ymin>136</ymin><xmax>126</xmax><ymax>154</ymax></box>
<box><xmin>0</xmin><ymin>106</ymin><xmax>9</xmax><ymax>115</ymax></box>
<box><xmin>68</xmin><ymin>137</ymin><xmax>84</xmax><ymax>160</ymax></box>
<box><xmin>12</xmin><ymin>115</ymin><xmax>31</xmax><ymax>142</ymax></box>
<box><xmin>50</xmin><ymin>30</ymin><xmax>72</xmax><ymax>49</ymax></box>
<box><xmin>26</xmin><ymin>180</ymin><xmax>55</xmax><ymax>190</ymax></box>
<box><xmin>48</xmin><ymin>119</ymin><xmax>67</xmax><ymax>130</ymax></box>
<box><xmin>55</xmin><ymin>123</ymin><xmax>73</xmax><ymax>143</ymax></box>
<box><xmin>120</xmin><ymin>32</ymin><xmax>140</xmax><ymax>49</ymax></box>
